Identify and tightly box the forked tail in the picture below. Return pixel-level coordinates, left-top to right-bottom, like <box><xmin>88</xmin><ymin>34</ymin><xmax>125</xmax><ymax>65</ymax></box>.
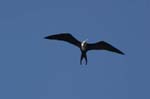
<box><xmin>80</xmin><ymin>52</ymin><xmax>88</xmax><ymax>65</ymax></box>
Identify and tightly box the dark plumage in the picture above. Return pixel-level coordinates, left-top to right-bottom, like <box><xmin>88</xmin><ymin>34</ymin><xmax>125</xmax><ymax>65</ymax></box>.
<box><xmin>45</xmin><ymin>33</ymin><xmax>124</xmax><ymax>65</ymax></box>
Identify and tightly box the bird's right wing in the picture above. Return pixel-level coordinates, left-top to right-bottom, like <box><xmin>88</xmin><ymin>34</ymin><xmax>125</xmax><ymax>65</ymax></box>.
<box><xmin>44</xmin><ymin>33</ymin><xmax>81</xmax><ymax>48</ymax></box>
<box><xmin>87</xmin><ymin>41</ymin><xmax>124</xmax><ymax>55</ymax></box>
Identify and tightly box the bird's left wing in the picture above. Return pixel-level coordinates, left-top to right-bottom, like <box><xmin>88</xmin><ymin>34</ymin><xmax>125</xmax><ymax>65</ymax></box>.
<box><xmin>44</xmin><ymin>33</ymin><xmax>81</xmax><ymax>48</ymax></box>
<box><xmin>87</xmin><ymin>41</ymin><xmax>124</xmax><ymax>55</ymax></box>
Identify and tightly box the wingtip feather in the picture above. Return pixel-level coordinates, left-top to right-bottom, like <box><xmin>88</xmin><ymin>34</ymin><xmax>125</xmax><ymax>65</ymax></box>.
<box><xmin>44</xmin><ymin>36</ymin><xmax>48</xmax><ymax>39</ymax></box>
<box><xmin>119</xmin><ymin>51</ymin><xmax>125</xmax><ymax>55</ymax></box>
<box><xmin>44</xmin><ymin>35</ymin><xmax>54</xmax><ymax>39</ymax></box>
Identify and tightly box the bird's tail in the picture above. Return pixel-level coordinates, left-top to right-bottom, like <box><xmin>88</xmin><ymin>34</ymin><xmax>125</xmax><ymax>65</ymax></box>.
<box><xmin>80</xmin><ymin>53</ymin><xmax>88</xmax><ymax>65</ymax></box>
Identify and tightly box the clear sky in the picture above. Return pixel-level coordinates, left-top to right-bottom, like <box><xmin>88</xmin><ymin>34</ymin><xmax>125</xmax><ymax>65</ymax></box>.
<box><xmin>0</xmin><ymin>0</ymin><xmax>149</xmax><ymax>99</ymax></box>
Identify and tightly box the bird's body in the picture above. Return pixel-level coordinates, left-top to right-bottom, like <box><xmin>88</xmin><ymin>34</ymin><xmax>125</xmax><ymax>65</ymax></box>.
<box><xmin>81</xmin><ymin>40</ymin><xmax>87</xmax><ymax>51</ymax></box>
<box><xmin>45</xmin><ymin>33</ymin><xmax>124</xmax><ymax>65</ymax></box>
<box><xmin>80</xmin><ymin>40</ymin><xmax>88</xmax><ymax>64</ymax></box>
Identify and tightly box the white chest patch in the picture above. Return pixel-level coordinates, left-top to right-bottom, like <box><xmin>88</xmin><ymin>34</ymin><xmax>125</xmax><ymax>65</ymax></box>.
<box><xmin>81</xmin><ymin>41</ymin><xmax>86</xmax><ymax>47</ymax></box>
<box><xmin>81</xmin><ymin>41</ymin><xmax>87</xmax><ymax>51</ymax></box>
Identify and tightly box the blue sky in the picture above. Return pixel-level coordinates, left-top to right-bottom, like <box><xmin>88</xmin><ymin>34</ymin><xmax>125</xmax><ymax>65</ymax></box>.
<box><xmin>0</xmin><ymin>0</ymin><xmax>149</xmax><ymax>99</ymax></box>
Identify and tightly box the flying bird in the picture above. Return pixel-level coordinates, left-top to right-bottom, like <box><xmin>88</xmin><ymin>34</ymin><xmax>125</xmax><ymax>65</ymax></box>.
<box><xmin>44</xmin><ymin>33</ymin><xmax>124</xmax><ymax>65</ymax></box>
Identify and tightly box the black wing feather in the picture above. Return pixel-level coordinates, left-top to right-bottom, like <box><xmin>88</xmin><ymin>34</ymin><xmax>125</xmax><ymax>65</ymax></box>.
<box><xmin>44</xmin><ymin>33</ymin><xmax>81</xmax><ymax>48</ymax></box>
<box><xmin>87</xmin><ymin>41</ymin><xmax>124</xmax><ymax>55</ymax></box>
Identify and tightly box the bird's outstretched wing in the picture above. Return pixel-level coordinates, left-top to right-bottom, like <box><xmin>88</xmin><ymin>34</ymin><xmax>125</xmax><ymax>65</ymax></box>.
<box><xmin>44</xmin><ymin>33</ymin><xmax>81</xmax><ymax>48</ymax></box>
<box><xmin>87</xmin><ymin>41</ymin><xmax>124</xmax><ymax>55</ymax></box>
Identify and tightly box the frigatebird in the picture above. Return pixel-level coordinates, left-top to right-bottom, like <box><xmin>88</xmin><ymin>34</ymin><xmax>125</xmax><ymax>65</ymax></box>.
<box><xmin>44</xmin><ymin>33</ymin><xmax>124</xmax><ymax>65</ymax></box>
